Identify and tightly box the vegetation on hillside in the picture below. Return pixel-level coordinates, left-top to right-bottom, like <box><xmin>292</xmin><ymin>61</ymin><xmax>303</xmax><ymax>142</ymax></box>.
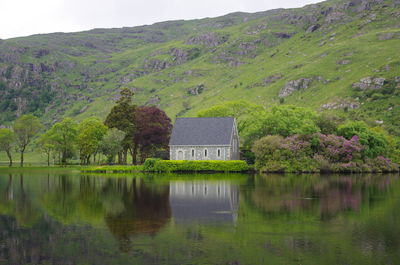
<box><xmin>0</xmin><ymin>0</ymin><xmax>398</xmax><ymax>137</ymax></box>
<box><xmin>196</xmin><ymin>100</ymin><xmax>400</xmax><ymax>172</ymax></box>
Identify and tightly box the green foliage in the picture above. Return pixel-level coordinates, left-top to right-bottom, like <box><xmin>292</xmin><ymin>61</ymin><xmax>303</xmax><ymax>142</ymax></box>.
<box><xmin>338</xmin><ymin>121</ymin><xmax>388</xmax><ymax>158</ymax></box>
<box><xmin>36</xmin><ymin>132</ymin><xmax>56</xmax><ymax>166</ymax></box>
<box><xmin>13</xmin><ymin>114</ymin><xmax>42</xmax><ymax>167</ymax></box>
<box><xmin>0</xmin><ymin>128</ymin><xmax>15</xmax><ymax>166</ymax></box>
<box><xmin>76</xmin><ymin>117</ymin><xmax>107</xmax><ymax>165</ymax></box>
<box><xmin>197</xmin><ymin>100</ymin><xmax>263</xmax><ymax>134</ymax></box>
<box><xmin>143</xmin><ymin>158</ymin><xmax>162</xmax><ymax>171</ymax></box>
<box><xmin>81</xmin><ymin>165</ymin><xmax>144</xmax><ymax>173</ymax></box>
<box><xmin>99</xmin><ymin>128</ymin><xmax>126</xmax><ymax>164</ymax></box>
<box><xmin>104</xmin><ymin>88</ymin><xmax>136</xmax><ymax>164</ymax></box>
<box><xmin>316</xmin><ymin>112</ymin><xmax>344</xmax><ymax>135</ymax></box>
<box><xmin>245</xmin><ymin>105</ymin><xmax>319</xmax><ymax>147</ymax></box>
<box><xmin>151</xmin><ymin>160</ymin><xmax>249</xmax><ymax>172</ymax></box>
<box><xmin>47</xmin><ymin>118</ymin><xmax>78</xmax><ymax>165</ymax></box>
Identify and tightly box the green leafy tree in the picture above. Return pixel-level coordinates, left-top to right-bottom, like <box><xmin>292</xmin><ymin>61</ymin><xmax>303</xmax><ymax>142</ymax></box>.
<box><xmin>47</xmin><ymin>118</ymin><xmax>78</xmax><ymax>165</ymax></box>
<box><xmin>245</xmin><ymin>105</ymin><xmax>319</xmax><ymax>147</ymax></box>
<box><xmin>76</xmin><ymin>117</ymin><xmax>107</xmax><ymax>165</ymax></box>
<box><xmin>338</xmin><ymin>121</ymin><xmax>388</xmax><ymax>158</ymax></box>
<box><xmin>0</xmin><ymin>128</ymin><xmax>15</xmax><ymax>167</ymax></box>
<box><xmin>197</xmin><ymin>100</ymin><xmax>263</xmax><ymax>134</ymax></box>
<box><xmin>316</xmin><ymin>112</ymin><xmax>344</xmax><ymax>135</ymax></box>
<box><xmin>104</xmin><ymin>88</ymin><xmax>136</xmax><ymax>164</ymax></box>
<box><xmin>13</xmin><ymin>114</ymin><xmax>42</xmax><ymax>167</ymax></box>
<box><xmin>37</xmin><ymin>132</ymin><xmax>56</xmax><ymax>166</ymax></box>
<box><xmin>99</xmin><ymin>128</ymin><xmax>126</xmax><ymax>164</ymax></box>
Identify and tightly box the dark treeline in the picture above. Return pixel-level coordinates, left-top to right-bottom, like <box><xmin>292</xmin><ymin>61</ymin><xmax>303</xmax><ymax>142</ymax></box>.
<box><xmin>0</xmin><ymin>88</ymin><xmax>172</xmax><ymax>166</ymax></box>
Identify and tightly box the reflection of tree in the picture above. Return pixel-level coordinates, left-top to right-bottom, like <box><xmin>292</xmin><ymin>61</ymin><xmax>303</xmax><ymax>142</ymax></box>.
<box><xmin>246</xmin><ymin>174</ymin><xmax>399</xmax><ymax>220</ymax></box>
<box><xmin>105</xmin><ymin>178</ymin><xmax>171</xmax><ymax>252</ymax></box>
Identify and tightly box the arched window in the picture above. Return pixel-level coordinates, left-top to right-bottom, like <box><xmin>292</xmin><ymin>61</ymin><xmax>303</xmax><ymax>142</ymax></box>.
<box><xmin>191</xmin><ymin>149</ymin><xmax>195</xmax><ymax>158</ymax></box>
<box><xmin>204</xmin><ymin>149</ymin><xmax>208</xmax><ymax>157</ymax></box>
<box><xmin>217</xmin><ymin>149</ymin><xmax>221</xmax><ymax>158</ymax></box>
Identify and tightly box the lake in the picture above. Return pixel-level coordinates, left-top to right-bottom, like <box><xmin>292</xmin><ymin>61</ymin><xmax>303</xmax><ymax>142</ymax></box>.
<box><xmin>0</xmin><ymin>171</ymin><xmax>399</xmax><ymax>265</ymax></box>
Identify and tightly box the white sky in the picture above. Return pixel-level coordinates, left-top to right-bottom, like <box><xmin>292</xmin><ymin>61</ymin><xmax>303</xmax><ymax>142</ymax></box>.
<box><xmin>1</xmin><ymin>0</ymin><xmax>321</xmax><ymax>39</ymax></box>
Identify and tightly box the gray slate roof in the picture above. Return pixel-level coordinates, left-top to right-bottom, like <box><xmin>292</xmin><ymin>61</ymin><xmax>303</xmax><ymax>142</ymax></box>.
<box><xmin>169</xmin><ymin>117</ymin><xmax>235</xmax><ymax>146</ymax></box>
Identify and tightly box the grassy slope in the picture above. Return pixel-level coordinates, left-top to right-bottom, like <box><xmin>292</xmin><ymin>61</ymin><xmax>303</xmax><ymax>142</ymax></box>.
<box><xmin>0</xmin><ymin>0</ymin><xmax>399</xmax><ymax>135</ymax></box>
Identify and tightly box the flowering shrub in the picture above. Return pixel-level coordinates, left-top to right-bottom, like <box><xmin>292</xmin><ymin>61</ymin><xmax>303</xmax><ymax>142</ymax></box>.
<box><xmin>253</xmin><ymin>133</ymin><xmax>399</xmax><ymax>173</ymax></box>
<box><xmin>314</xmin><ymin>133</ymin><xmax>363</xmax><ymax>163</ymax></box>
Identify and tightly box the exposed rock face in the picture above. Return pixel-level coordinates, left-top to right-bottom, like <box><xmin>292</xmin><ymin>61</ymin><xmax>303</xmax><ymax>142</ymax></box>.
<box><xmin>144</xmin><ymin>59</ymin><xmax>172</xmax><ymax>72</ymax></box>
<box><xmin>144</xmin><ymin>48</ymin><xmax>200</xmax><ymax>71</ymax></box>
<box><xmin>378</xmin><ymin>32</ymin><xmax>400</xmax><ymax>40</ymax></box>
<box><xmin>279</xmin><ymin>78</ymin><xmax>313</xmax><ymax>97</ymax></box>
<box><xmin>34</xmin><ymin>49</ymin><xmax>50</xmax><ymax>58</ymax></box>
<box><xmin>187</xmin><ymin>84</ymin><xmax>205</xmax><ymax>95</ymax></box>
<box><xmin>352</xmin><ymin>77</ymin><xmax>386</xmax><ymax>90</ymax></box>
<box><xmin>321</xmin><ymin>100</ymin><xmax>360</xmax><ymax>110</ymax></box>
<box><xmin>264</xmin><ymin>74</ymin><xmax>283</xmax><ymax>85</ymax></box>
<box><xmin>274</xmin><ymin>32</ymin><xmax>294</xmax><ymax>39</ymax></box>
<box><xmin>337</xmin><ymin>59</ymin><xmax>351</xmax><ymax>65</ymax></box>
<box><xmin>212</xmin><ymin>52</ymin><xmax>244</xmax><ymax>67</ymax></box>
<box><xmin>306</xmin><ymin>24</ymin><xmax>320</xmax><ymax>33</ymax></box>
<box><xmin>186</xmin><ymin>32</ymin><xmax>228</xmax><ymax>47</ymax></box>
<box><xmin>147</xmin><ymin>95</ymin><xmax>161</xmax><ymax>105</ymax></box>
<box><xmin>395</xmin><ymin>77</ymin><xmax>400</xmax><ymax>88</ymax></box>
<box><xmin>325</xmin><ymin>11</ymin><xmax>345</xmax><ymax>23</ymax></box>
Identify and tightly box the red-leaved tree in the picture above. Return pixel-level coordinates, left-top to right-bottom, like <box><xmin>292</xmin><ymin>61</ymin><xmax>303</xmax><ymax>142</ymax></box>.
<box><xmin>134</xmin><ymin>106</ymin><xmax>172</xmax><ymax>163</ymax></box>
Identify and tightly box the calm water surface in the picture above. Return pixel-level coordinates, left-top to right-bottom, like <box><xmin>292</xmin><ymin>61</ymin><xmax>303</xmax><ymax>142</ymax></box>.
<box><xmin>0</xmin><ymin>171</ymin><xmax>399</xmax><ymax>265</ymax></box>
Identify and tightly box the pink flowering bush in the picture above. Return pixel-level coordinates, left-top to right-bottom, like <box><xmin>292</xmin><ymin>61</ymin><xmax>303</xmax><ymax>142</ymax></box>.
<box><xmin>253</xmin><ymin>133</ymin><xmax>399</xmax><ymax>173</ymax></box>
<box><xmin>313</xmin><ymin>133</ymin><xmax>363</xmax><ymax>163</ymax></box>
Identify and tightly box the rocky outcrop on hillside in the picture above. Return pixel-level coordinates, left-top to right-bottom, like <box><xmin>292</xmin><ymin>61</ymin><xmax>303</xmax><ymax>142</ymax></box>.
<box><xmin>186</xmin><ymin>32</ymin><xmax>229</xmax><ymax>47</ymax></box>
<box><xmin>187</xmin><ymin>84</ymin><xmax>205</xmax><ymax>95</ymax></box>
<box><xmin>352</xmin><ymin>77</ymin><xmax>386</xmax><ymax>90</ymax></box>
<box><xmin>321</xmin><ymin>99</ymin><xmax>360</xmax><ymax>110</ymax></box>
<box><xmin>279</xmin><ymin>78</ymin><xmax>313</xmax><ymax>97</ymax></box>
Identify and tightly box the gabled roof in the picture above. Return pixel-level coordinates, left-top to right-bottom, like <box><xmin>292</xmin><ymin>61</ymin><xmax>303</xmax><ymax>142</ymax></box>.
<box><xmin>169</xmin><ymin>117</ymin><xmax>235</xmax><ymax>146</ymax></box>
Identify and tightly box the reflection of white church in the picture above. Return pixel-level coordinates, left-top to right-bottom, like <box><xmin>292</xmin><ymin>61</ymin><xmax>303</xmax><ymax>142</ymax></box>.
<box><xmin>169</xmin><ymin>181</ymin><xmax>239</xmax><ymax>224</ymax></box>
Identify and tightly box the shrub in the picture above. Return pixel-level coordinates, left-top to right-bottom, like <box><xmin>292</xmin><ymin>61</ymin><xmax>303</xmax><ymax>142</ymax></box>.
<box><xmin>338</xmin><ymin>121</ymin><xmax>388</xmax><ymax>158</ymax></box>
<box><xmin>152</xmin><ymin>160</ymin><xmax>249</xmax><ymax>172</ymax></box>
<box><xmin>143</xmin><ymin>158</ymin><xmax>161</xmax><ymax>171</ymax></box>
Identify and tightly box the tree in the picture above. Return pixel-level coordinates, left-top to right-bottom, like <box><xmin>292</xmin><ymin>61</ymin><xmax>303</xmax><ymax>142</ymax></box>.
<box><xmin>76</xmin><ymin>117</ymin><xmax>107</xmax><ymax>165</ymax></box>
<box><xmin>37</xmin><ymin>132</ymin><xmax>56</xmax><ymax>166</ymax></box>
<box><xmin>47</xmin><ymin>118</ymin><xmax>78</xmax><ymax>165</ymax></box>
<box><xmin>99</xmin><ymin>128</ymin><xmax>126</xmax><ymax>164</ymax></box>
<box><xmin>197</xmin><ymin>100</ymin><xmax>263</xmax><ymax>134</ymax></box>
<box><xmin>338</xmin><ymin>121</ymin><xmax>388</xmax><ymax>158</ymax></box>
<box><xmin>245</xmin><ymin>105</ymin><xmax>319</xmax><ymax>147</ymax></box>
<box><xmin>13</xmin><ymin>114</ymin><xmax>42</xmax><ymax>167</ymax></box>
<box><xmin>134</xmin><ymin>106</ymin><xmax>172</xmax><ymax>163</ymax></box>
<box><xmin>104</xmin><ymin>88</ymin><xmax>136</xmax><ymax>164</ymax></box>
<box><xmin>0</xmin><ymin>128</ymin><xmax>15</xmax><ymax>167</ymax></box>
<box><xmin>316</xmin><ymin>112</ymin><xmax>344</xmax><ymax>135</ymax></box>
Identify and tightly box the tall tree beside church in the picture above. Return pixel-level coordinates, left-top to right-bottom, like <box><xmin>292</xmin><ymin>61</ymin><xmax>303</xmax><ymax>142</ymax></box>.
<box><xmin>134</xmin><ymin>106</ymin><xmax>172</xmax><ymax>162</ymax></box>
<box><xmin>13</xmin><ymin>114</ymin><xmax>42</xmax><ymax>167</ymax></box>
<box><xmin>104</xmin><ymin>88</ymin><xmax>136</xmax><ymax>164</ymax></box>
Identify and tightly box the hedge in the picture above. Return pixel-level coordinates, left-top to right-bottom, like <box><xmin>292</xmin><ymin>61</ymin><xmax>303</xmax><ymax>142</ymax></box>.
<box><xmin>146</xmin><ymin>159</ymin><xmax>249</xmax><ymax>172</ymax></box>
<box><xmin>81</xmin><ymin>165</ymin><xmax>144</xmax><ymax>173</ymax></box>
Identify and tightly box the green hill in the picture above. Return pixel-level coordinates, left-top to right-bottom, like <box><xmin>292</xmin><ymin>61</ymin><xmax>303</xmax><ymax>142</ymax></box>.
<box><xmin>0</xmin><ymin>0</ymin><xmax>399</xmax><ymax>134</ymax></box>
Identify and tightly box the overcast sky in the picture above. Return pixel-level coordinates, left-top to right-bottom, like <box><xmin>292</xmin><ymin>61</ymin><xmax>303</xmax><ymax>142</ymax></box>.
<box><xmin>1</xmin><ymin>0</ymin><xmax>320</xmax><ymax>39</ymax></box>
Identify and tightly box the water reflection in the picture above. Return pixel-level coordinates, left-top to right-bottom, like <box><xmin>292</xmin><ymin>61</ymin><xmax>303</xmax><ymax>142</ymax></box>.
<box><xmin>169</xmin><ymin>181</ymin><xmax>239</xmax><ymax>224</ymax></box>
<box><xmin>104</xmin><ymin>178</ymin><xmax>171</xmax><ymax>251</ymax></box>
<box><xmin>247</xmin><ymin>174</ymin><xmax>399</xmax><ymax>220</ymax></box>
<box><xmin>0</xmin><ymin>172</ymin><xmax>399</xmax><ymax>265</ymax></box>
